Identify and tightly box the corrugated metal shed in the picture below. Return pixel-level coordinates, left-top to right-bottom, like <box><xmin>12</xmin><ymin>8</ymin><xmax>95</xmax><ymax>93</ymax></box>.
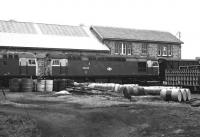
<box><xmin>91</xmin><ymin>26</ymin><xmax>183</xmax><ymax>44</ymax></box>
<box><xmin>0</xmin><ymin>20</ymin><xmax>109</xmax><ymax>51</ymax></box>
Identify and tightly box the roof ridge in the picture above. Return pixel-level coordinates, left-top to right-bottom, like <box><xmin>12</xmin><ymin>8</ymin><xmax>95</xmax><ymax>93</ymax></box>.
<box><xmin>92</xmin><ymin>25</ymin><xmax>171</xmax><ymax>34</ymax></box>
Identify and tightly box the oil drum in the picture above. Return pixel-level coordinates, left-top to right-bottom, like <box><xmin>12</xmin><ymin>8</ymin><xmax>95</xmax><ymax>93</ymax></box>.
<box><xmin>37</xmin><ymin>79</ymin><xmax>45</xmax><ymax>92</ymax></box>
<box><xmin>21</xmin><ymin>78</ymin><xmax>33</xmax><ymax>92</ymax></box>
<box><xmin>45</xmin><ymin>80</ymin><xmax>53</xmax><ymax>92</ymax></box>
<box><xmin>9</xmin><ymin>78</ymin><xmax>21</xmax><ymax>92</ymax></box>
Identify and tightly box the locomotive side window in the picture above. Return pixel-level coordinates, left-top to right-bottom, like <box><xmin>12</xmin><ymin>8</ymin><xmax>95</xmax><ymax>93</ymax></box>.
<box><xmin>152</xmin><ymin>61</ymin><xmax>158</xmax><ymax>67</ymax></box>
<box><xmin>52</xmin><ymin>59</ymin><xmax>60</xmax><ymax>66</ymax></box>
<box><xmin>28</xmin><ymin>59</ymin><xmax>36</xmax><ymax>66</ymax></box>
<box><xmin>138</xmin><ymin>62</ymin><xmax>147</xmax><ymax>72</ymax></box>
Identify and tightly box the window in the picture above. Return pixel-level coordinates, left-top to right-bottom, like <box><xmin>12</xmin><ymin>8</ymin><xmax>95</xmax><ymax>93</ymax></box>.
<box><xmin>138</xmin><ymin>62</ymin><xmax>147</xmax><ymax>72</ymax></box>
<box><xmin>126</xmin><ymin>44</ymin><xmax>132</xmax><ymax>55</ymax></box>
<box><xmin>168</xmin><ymin>45</ymin><xmax>172</xmax><ymax>56</ymax></box>
<box><xmin>158</xmin><ymin>45</ymin><xmax>173</xmax><ymax>57</ymax></box>
<box><xmin>142</xmin><ymin>43</ymin><xmax>148</xmax><ymax>54</ymax></box>
<box><xmin>52</xmin><ymin>59</ymin><xmax>60</xmax><ymax>66</ymax></box>
<box><xmin>114</xmin><ymin>42</ymin><xmax>132</xmax><ymax>55</ymax></box>
<box><xmin>158</xmin><ymin>46</ymin><xmax>162</xmax><ymax>56</ymax></box>
<box><xmin>115</xmin><ymin>42</ymin><xmax>121</xmax><ymax>54</ymax></box>
<box><xmin>28</xmin><ymin>59</ymin><xmax>36</xmax><ymax>66</ymax></box>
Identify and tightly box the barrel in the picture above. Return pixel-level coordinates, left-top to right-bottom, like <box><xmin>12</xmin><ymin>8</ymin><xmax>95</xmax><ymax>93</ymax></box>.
<box><xmin>37</xmin><ymin>80</ymin><xmax>45</xmax><ymax>92</ymax></box>
<box><xmin>114</xmin><ymin>84</ymin><xmax>121</xmax><ymax>92</ymax></box>
<box><xmin>180</xmin><ymin>88</ymin><xmax>187</xmax><ymax>102</ymax></box>
<box><xmin>21</xmin><ymin>78</ymin><xmax>33</xmax><ymax>92</ymax></box>
<box><xmin>171</xmin><ymin>89</ymin><xmax>182</xmax><ymax>102</ymax></box>
<box><xmin>160</xmin><ymin>88</ymin><xmax>172</xmax><ymax>101</ymax></box>
<box><xmin>185</xmin><ymin>88</ymin><xmax>191</xmax><ymax>101</ymax></box>
<box><xmin>57</xmin><ymin>79</ymin><xmax>66</xmax><ymax>91</ymax></box>
<box><xmin>123</xmin><ymin>86</ymin><xmax>145</xmax><ymax>98</ymax></box>
<box><xmin>9</xmin><ymin>78</ymin><xmax>21</xmax><ymax>92</ymax></box>
<box><xmin>45</xmin><ymin>80</ymin><xmax>53</xmax><ymax>92</ymax></box>
<box><xmin>143</xmin><ymin>87</ymin><xmax>161</xmax><ymax>95</ymax></box>
<box><xmin>160</xmin><ymin>88</ymin><xmax>182</xmax><ymax>102</ymax></box>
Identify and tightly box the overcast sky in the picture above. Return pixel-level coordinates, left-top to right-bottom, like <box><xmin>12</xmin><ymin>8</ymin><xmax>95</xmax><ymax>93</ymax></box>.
<box><xmin>0</xmin><ymin>0</ymin><xmax>199</xmax><ymax>59</ymax></box>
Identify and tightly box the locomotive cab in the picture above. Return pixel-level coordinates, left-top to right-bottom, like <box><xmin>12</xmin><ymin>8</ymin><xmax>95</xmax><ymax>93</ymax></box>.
<box><xmin>18</xmin><ymin>52</ymin><xmax>37</xmax><ymax>76</ymax></box>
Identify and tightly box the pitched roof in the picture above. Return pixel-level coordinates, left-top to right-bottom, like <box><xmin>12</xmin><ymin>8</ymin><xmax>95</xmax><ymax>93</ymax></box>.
<box><xmin>0</xmin><ymin>20</ymin><xmax>109</xmax><ymax>51</ymax></box>
<box><xmin>91</xmin><ymin>26</ymin><xmax>183</xmax><ymax>44</ymax></box>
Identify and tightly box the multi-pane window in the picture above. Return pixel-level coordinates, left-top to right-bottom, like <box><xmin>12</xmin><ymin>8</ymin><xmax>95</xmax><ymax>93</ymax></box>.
<box><xmin>168</xmin><ymin>45</ymin><xmax>172</xmax><ymax>56</ymax></box>
<box><xmin>142</xmin><ymin>43</ymin><xmax>148</xmax><ymax>54</ymax></box>
<box><xmin>127</xmin><ymin>44</ymin><xmax>132</xmax><ymax>55</ymax></box>
<box><xmin>157</xmin><ymin>45</ymin><xmax>173</xmax><ymax>56</ymax></box>
<box><xmin>162</xmin><ymin>46</ymin><xmax>167</xmax><ymax>56</ymax></box>
<box><xmin>28</xmin><ymin>59</ymin><xmax>36</xmax><ymax>66</ymax></box>
<box><xmin>52</xmin><ymin>59</ymin><xmax>60</xmax><ymax>66</ymax></box>
<box><xmin>115</xmin><ymin>42</ymin><xmax>122</xmax><ymax>54</ymax></box>
<box><xmin>114</xmin><ymin>42</ymin><xmax>132</xmax><ymax>55</ymax></box>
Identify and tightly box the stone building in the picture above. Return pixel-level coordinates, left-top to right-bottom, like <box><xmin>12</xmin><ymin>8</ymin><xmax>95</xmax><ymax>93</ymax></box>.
<box><xmin>90</xmin><ymin>26</ymin><xmax>183</xmax><ymax>59</ymax></box>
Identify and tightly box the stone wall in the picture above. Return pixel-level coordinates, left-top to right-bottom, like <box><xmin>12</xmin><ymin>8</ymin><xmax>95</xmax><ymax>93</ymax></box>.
<box><xmin>103</xmin><ymin>40</ymin><xmax>181</xmax><ymax>59</ymax></box>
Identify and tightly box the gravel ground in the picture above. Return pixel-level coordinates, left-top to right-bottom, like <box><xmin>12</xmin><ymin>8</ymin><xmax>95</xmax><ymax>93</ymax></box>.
<box><xmin>1</xmin><ymin>91</ymin><xmax>200</xmax><ymax>137</ymax></box>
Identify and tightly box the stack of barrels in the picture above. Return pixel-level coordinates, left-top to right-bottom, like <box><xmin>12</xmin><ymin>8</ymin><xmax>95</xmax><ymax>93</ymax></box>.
<box><xmin>9</xmin><ymin>78</ymin><xmax>34</xmax><ymax>92</ymax></box>
<box><xmin>160</xmin><ymin>87</ymin><xmax>191</xmax><ymax>102</ymax></box>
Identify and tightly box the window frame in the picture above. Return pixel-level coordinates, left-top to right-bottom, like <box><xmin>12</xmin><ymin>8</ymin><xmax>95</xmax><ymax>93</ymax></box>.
<box><xmin>168</xmin><ymin>45</ymin><xmax>173</xmax><ymax>56</ymax></box>
<box><xmin>157</xmin><ymin>45</ymin><xmax>173</xmax><ymax>57</ymax></box>
<box><xmin>126</xmin><ymin>44</ymin><xmax>132</xmax><ymax>55</ymax></box>
<box><xmin>28</xmin><ymin>59</ymin><xmax>36</xmax><ymax>66</ymax></box>
<box><xmin>142</xmin><ymin>43</ymin><xmax>148</xmax><ymax>54</ymax></box>
<box><xmin>162</xmin><ymin>46</ymin><xmax>168</xmax><ymax>56</ymax></box>
<box><xmin>52</xmin><ymin>59</ymin><xmax>60</xmax><ymax>66</ymax></box>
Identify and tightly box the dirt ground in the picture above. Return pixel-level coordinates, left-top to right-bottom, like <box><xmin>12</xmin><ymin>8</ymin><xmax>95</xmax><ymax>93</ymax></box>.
<box><xmin>1</xmin><ymin>91</ymin><xmax>200</xmax><ymax>137</ymax></box>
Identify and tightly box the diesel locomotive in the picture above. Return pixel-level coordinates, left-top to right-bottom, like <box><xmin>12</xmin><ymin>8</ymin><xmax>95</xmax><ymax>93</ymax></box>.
<box><xmin>1</xmin><ymin>52</ymin><xmax>199</xmax><ymax>87</ymax></box>
<box><xmin>0</xmin><ymin>52</ymin><xmax>159</xmax><ymax>84</ymax></box>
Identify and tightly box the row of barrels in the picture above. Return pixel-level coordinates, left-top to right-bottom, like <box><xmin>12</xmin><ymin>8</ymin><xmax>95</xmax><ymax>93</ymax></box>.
<box><xmin>87</xmin><ymin>83</ymin><xmax>138</xmax><ymax>93</ymax></box>
<box><xmin>9</xmin><ymin>78</ymin><xmax>74</xmax><ymax>92</ymax></box>
<box><xmin>122</xmin><ymin>85</ymin><xmax>191</xmax><ymax>102</ymax></box>
<box><xmin>160</xmin><ymin>88</ymin><xmax>191</xmax><ymax>102</ymax></box>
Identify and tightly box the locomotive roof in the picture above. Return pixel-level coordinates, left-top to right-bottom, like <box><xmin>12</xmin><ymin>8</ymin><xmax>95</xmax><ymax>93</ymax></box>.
<box><xmin>18</xmin><ymin>52</ymin><xmax>36</xmax><ymax>58</ymax></box>
<box><xmin>0</xmin><ymin>20</ymin><xmax>109</xmax><ymax>52</ymax></box>
<box><xmin>91</xmin><ymin>26</ymin><xmax>183</xmax><ymax>44</ymax></box>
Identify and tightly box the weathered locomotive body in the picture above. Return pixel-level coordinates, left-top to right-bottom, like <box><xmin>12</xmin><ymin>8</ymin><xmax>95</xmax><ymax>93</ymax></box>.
<box><xmin>0</xmin><ymin>52</ymin><xmax>159</xmax><ymax>84</ymax></box>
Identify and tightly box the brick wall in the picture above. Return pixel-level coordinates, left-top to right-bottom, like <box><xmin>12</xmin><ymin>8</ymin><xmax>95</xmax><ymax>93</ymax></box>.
<box><xmin>103</xmin><ymin>40</ymin><xmax>181</xmax><ymax>59</ymax></box>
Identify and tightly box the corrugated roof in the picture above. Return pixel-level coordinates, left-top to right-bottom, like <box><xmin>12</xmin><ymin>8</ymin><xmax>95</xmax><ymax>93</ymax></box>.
<box><xmin>0</xmin><ymin>20</ymin><xmax>109</xmax><ymax>51</ymax></box>
<box><xmin>37</xmin><ymin>23</ymin><xmax>88</xmax><ymax>37</ymax></box>
<box><xmin>91</xmin><ymin>26</ymin><xmax>183</xmax><ymax>44</ymax></box>
<box><xmin>0</xmin><ymin>20</ymin><xmax>36</xmax><ymax>34</ymax></box>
